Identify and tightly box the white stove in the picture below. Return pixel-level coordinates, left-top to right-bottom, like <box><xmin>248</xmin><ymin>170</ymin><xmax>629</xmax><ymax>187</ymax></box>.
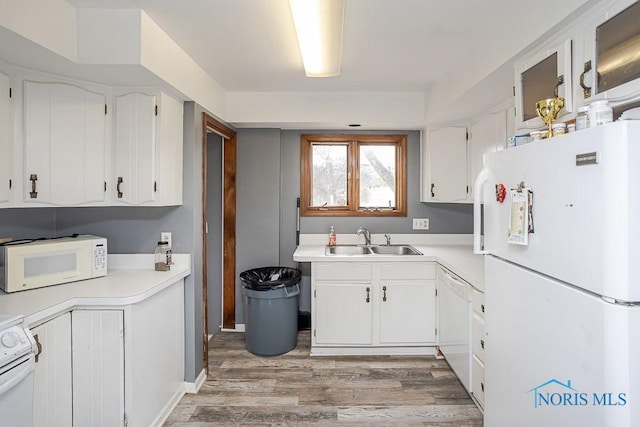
<box><xmin>0</xmin><ymin>314</ymin><xmax>37</xmax><ymax>427</ymax></box>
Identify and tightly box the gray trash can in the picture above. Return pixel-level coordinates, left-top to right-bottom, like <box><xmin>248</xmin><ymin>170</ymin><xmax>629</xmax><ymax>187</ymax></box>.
<box><xmin>240</xmin><ymin>267</ymin><xmax>301</xmax><ymax>356</ymax></box>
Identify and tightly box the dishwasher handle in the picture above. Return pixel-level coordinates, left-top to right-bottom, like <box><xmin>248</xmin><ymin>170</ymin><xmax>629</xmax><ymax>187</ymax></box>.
<box><xmin>438</xmin><ymin>266</ymin><xmax>471</xmax><ymax>301</ymax></box>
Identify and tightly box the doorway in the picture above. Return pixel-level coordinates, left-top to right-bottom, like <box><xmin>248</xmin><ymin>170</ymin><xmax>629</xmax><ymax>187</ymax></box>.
<box><xmin>202</xmin><ymin>113</ymin><xmax>237</xmax><ymax>372</ymax></box>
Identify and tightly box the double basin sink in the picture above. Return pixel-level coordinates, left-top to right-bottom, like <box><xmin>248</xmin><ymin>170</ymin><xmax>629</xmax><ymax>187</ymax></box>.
<box><xmin>325</xmin><ymin>244</ymin><xmax>422</xmax><ymax>256</ymax></box>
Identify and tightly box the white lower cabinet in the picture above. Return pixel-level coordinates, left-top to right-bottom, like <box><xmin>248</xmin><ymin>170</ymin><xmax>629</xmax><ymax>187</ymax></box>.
<box><xmin>72</xmin><ymin>310</ymin><xmax>125</xmax><ymax>426</ymax></box>
<box><xmin>312</xmin><ymin>261</ymin><xmax>436</xmax><ymax>354</ymax></box>
<box><xmin>32</xmin><ymin>312</ymin><xmax>73</xmax><ymax>427</ymax></box>
<box><xmin>30</xmin><ymin>278</ymin><xmax>185</xmax><ymax>426</ymax></box>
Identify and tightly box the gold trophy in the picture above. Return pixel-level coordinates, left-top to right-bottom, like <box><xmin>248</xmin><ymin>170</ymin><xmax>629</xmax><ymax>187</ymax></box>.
<box><xmin>536</xmin><ymin>97</ymin><xmax>565</xmax><ymax>138</ymax></box>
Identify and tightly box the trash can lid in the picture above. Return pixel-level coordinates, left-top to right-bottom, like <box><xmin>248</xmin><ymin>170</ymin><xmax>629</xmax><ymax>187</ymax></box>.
<box><xmin>240</xmin><ymin>266</ymin><xmax>301</xmax><ymax>290</ymax></box>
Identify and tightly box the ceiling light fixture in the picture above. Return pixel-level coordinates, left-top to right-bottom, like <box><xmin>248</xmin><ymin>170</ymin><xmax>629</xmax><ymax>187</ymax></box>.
<box><xmin>289</xmin><ymin>0</ymin><xmax>345</xmax><ymax>77</ymax></box>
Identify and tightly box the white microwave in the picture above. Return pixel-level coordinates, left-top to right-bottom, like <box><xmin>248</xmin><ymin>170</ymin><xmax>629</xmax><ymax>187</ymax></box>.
<box><xmin>0</xmin><ymin>235</ymin><xmax>107</xmax><ymax>293</ymax></box>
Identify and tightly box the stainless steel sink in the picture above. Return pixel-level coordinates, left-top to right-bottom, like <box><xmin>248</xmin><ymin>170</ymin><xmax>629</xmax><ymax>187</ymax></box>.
<box><xmin>325</xmin><ymin>244</ymin><xmax>421</xmax><ymax>255</ymax></box>
<box><xmin>369</xmin><ymin>245</ymin><xmax>422</xmax><ymax>255</ymax></box>
<box><xmin>325</xmin><ymin>245</ymin><xmax>372</xmax><ymax>255</ymax></box>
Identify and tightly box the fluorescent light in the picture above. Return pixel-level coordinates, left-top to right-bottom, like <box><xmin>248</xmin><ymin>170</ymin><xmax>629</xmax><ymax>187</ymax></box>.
<box><xmin>289</xmin><ymin>0</ymin><xmax>345</xmax><ymax>77</ymax></box>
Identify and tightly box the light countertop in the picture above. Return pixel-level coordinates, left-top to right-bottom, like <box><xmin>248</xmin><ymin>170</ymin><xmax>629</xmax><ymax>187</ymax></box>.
<box><xmin>0</xmin><ymin>254</ymin><xmax>191</xmax><ymax>327</ymax></box>
<box><xmin>293</xmin><ymin>243</ymin><xmax>484</xmax><ymax>290</ymax></box>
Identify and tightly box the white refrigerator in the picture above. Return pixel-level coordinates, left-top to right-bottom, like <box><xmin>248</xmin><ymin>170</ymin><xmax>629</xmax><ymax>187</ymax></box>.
<box><xmin>473</xmin><ymin>121</ymin><xmax>640</xmax><ymax>427</ymax></box>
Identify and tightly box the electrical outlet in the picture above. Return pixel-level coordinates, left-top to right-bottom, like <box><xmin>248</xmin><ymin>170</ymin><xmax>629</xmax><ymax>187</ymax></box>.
<box><xmin>161</xmin><ymin>232</ymin><xmax>172</xmax><ymax>248</ymax></box>
<box><xmin>412</xmin><ymin>218</ymin><xmax>430</xmax><ymax>230</ymax></box>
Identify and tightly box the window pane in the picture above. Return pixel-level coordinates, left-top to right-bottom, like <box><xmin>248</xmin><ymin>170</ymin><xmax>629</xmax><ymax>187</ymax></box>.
<box><xmin>359</xmin><ymin>145</ymin><xmax>396</xmax><ymax>208</ymax></box>
<box><xmin>312</xmin><ymin>144</ymin><xmax>347</xmax><ymax>206</ymax></box>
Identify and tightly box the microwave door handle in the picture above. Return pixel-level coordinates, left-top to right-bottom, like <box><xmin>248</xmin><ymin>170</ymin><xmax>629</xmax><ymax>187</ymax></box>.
<box><xmin>474</xmin><ymin>167</ymin><xmax>489</xmax><ymax>255</ymax></box>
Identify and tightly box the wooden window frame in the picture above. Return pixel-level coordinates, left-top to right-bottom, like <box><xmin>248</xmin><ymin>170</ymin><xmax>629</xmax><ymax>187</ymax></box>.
<box><xmin>300</xmin><ymin>134</ymin><xmax>407</xmax><ymax>217</ymax></box>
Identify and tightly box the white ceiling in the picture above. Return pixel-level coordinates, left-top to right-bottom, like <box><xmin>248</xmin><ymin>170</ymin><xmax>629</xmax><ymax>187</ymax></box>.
<box><xmin>64</xmin><ymin>0</ymin><xmax>588</xmax><ymax>97</ymax></box>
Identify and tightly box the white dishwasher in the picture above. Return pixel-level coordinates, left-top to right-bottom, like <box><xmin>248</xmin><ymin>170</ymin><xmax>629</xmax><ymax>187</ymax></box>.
<box><xmin>0</xmin><ymin>315</ymin><xmax>38</xmax><ymax>427</ymax></box>
<box><xmin>437</xmin><ymin>265</ymin><xmax>472</xmax><ymax>391</ymax></box>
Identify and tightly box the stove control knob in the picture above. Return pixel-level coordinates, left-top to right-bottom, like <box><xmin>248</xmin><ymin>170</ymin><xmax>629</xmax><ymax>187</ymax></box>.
<box><xmin>1</xmin><ymin>331</ymin><xmax>21</xmax><ymax>348</ymax></box>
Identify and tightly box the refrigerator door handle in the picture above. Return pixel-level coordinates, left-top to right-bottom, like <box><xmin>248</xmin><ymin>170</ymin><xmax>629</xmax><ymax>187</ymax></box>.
<box><xmin>473</xmin><ymin>166</ymin><xmax>489</xmax><ymax>254</ymax></box>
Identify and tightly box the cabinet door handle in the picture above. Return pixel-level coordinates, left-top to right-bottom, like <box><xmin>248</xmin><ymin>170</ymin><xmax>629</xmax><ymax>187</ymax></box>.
<box><xmin>29</xmin><ymin>174</ymin><xmax>38</xmax><ymax>199</ymax></box>
<box><xmin>430</xmin><ymin>183</ymin><xmax>435</xmax><ymax>198</ymax></box>
<box><xmin>481</xmin><ymin>304</ymin><xmax>485</xmax><ymax>313</ymax></box>
<box><xmin>480</xmin><ymin>339</ymin><xmax>485</xmax><ymax>349</ymax></box>
<box><xmin>33</xmin><ymin>333</ymin><xmax>43</xmax><ymax>363</ymax></box>
<box><xmin>382</xmin><ymin>285</ymin><xmax>387</xmax><ymax>302</ymax></box>
<box><xmin>580</xmin><ymin>60</ymin><xmax>592</xmax><ymax>98</ymax></box>
<box><xmin>481</xmin><ymin>382</ymin><xmax>484</xmax><ymax>392</ymax></box>
<box><xmin>365</xmin><ymin>287</ymin><xmax>370</xmax><ymax>303</ymax></box>
<box><xmin>117</xmin><ymin>176</ymin><xmax>124</xmax><ymax>198</ymax></box>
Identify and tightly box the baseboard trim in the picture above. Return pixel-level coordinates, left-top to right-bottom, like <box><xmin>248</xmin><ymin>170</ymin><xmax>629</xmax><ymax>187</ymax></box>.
<box><xmin>184</xmin><ymin>368</ymin><xmax>207</xmax><ymax>394</ymax></box>
<box><xmin>151</xmin><ymin>386</ymin><xmax>185</xmax><ymax>427</ymax></box>
<box><xmin>221</xmin><ymin>323</ymin><xmax>245</xmax><ymax>332</ymax></box>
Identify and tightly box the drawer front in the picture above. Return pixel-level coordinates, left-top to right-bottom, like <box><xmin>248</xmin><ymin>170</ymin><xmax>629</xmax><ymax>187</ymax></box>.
<box><xmin>472</xmin><ymin>354</ymin><xmax>485</xmax><ymax>407</ymax></box>
<box><xmin>379</xmin><ymin>262</ymin><xmax>435</xmax><ymax>280</ymax></box>
<box><xmin>472</xmin><ymin>288</ymin><xmax>485</xmax><ymax>317</ymax></box>
<box><xmin>314</xmin><ymin>263</ymin><xmax>373</xmax><ymax>282</ymax></box>
<box><xmin>472</xmin><ymin>313</ymin><xmax>485</xmax><ymax>361</ymax></box>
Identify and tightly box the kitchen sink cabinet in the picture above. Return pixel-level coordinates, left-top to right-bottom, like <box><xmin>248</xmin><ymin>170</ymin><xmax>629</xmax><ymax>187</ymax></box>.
<box><xmin>32</xmin><ymin>312</ymin><xmax>73</xmax><ymax>427</ymax></box>
<box><xmin>113</xmin><ymin>90</ymin><xmax>183</xmax><ymax>206</ymax></box>
<box><xmin>314</xmin><ymin>282</ymin><xmax>373</xmax><ymax>345</ymax></box>
<box><xmin>23</xmin><ymin>80</ymin><xmax>107</xmax><ymax>206</ymax></box>
<box><xmin>311</xmin><ymin>261</ymin><xmax>436</xmax><ymax>355</ymax></box>
<box><xmin>0</xmin><ymin>71</ymin><xmax>12</xmax><ymax>205</ymax></box>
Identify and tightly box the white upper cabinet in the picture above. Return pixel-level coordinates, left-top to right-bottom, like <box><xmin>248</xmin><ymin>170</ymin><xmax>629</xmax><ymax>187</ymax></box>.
<box><xmin>114</xmin><ymin>92</ymin><xmax>157</xmax><ymax>205</ymax></box>
<box><xmin>23</xmin><ymin>80</ymin><xmax>106</xmax><ymax>205</ymax></box>
<box><xmin>514</xmin><ymin>38</ymin><xmax>573</xmax><ymax>132</ymax></box>
<box><xmin>114</xmin><ymin>91</ymin><xmax>183</xmax><ymax>206</ymax></box>
<box><xmin>468</xmin><ymin>111</ymin><xmax>506</xmax><ymax>199</ymax></box>
<box><xmin>423</xmin><ymin>126</ymin><xmax>468</xmax><ymax>203</ymax></box>
<box><xmin>0</xmin><ymin>71</ymin><xmax>12</xmax><ymax>204</ymax></box>
<box><xmin>579</xmin><ymin>0</ymin><xmax>640</xmax><ymax>106</ymax></box>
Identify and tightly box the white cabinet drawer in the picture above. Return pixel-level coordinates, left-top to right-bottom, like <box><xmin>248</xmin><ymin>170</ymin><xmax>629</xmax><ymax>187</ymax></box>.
<box><xmin>472</xmin><ymin>313</ymin><xmax>485</xmax><ymax>361</ymax></box>
<box><xmin>314</xmin><ymin>263</ymin><xmax>373</xmax><ymax>282</ymax></box>
<box><xmin>379</xmin><ymin>262</ymin><xmax>435</xmax><ymax>280</ymax></box>
<box><xmin>472</xmin><ymin>288</ymin><xmax>485</xmax><ymax>317</ymax></box>
<box><xmin>472</xmin><ymin>354</ymin><xmax>485</xmax><ymax>408</ymax></box>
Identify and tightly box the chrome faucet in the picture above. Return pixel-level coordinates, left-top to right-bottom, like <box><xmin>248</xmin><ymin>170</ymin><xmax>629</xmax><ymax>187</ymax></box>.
<box><xmin>356</xmin><ymin>227</ymin><xmax>371</xmax><ymax>246</ymax></box>
<box><xmin>384</xmin><ymin>234</ymin><xmax>391</xmax><ymax>246</ymax></box>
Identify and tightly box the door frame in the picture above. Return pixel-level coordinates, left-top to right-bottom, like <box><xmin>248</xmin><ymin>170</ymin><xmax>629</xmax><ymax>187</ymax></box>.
<box><xmin>202</xmin><ymin>113</ymin><xmax>236</xmax><ymax>372</ymax></box>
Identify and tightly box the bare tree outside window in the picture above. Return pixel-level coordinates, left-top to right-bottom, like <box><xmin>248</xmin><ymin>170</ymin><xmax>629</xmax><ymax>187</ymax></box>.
<box><xmin>312</xmin><ymin>144</ymin><xmax>347</xmax><ymax>206</ymax></box>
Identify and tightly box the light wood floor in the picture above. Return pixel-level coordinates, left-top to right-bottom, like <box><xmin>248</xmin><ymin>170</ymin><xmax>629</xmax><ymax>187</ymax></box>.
<box><xmin>164</xmin><ymin>331</ymin><xmax>484</xmax><ymax>426</ymax></box>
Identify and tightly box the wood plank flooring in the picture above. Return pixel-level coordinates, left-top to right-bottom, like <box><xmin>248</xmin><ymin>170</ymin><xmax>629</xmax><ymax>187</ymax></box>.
<box><xmin>164</xmin><ymin>331</ymin><xmax>483</xmax><ymax>426</ymax></box>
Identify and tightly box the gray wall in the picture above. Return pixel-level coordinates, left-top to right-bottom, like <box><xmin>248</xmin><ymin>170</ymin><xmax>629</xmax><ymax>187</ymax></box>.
<box><xmin>235</xmin><ymin>129</ymin><xmax>282</xmax><ymax>322</ymax></box>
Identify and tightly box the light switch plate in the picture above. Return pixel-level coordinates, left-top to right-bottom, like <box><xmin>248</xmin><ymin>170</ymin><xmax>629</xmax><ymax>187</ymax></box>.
<box><xmin>412</xmin><ymin>218</ymin><xmax>430</xmax><ymax>230</ymax></box>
